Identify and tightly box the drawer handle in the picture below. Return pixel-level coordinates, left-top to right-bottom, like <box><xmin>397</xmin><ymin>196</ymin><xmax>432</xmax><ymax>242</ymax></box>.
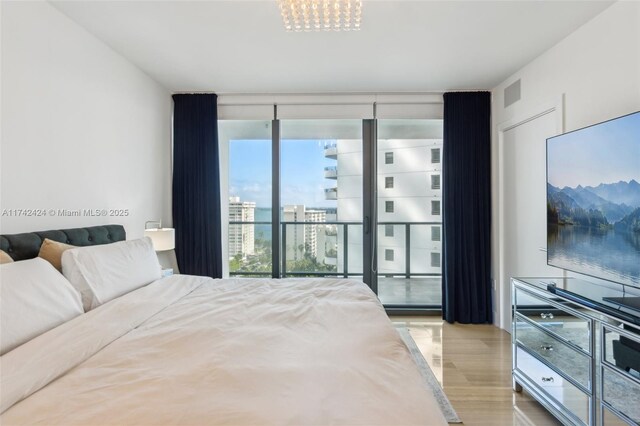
<box><xmin>541</xmin><ymin>377</ymin><xmax>554</xmax><ymax>383</ymax></box>
<box><xmin>540</xmin><ymin>344</ymin><xmax>554</xmax><ymax>352</ymax></box>
<box><xmin>540</xmin><ymin>313</ymin><xmax>554</xmax><ymax>319</ymax></box>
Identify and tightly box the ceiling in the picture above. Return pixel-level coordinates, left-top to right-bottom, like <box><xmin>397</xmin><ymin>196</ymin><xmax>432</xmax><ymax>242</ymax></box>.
<box><xmin>51</xmin><ymin>1</ymin><xmax>613</xmax><ymax>93</ymax></box>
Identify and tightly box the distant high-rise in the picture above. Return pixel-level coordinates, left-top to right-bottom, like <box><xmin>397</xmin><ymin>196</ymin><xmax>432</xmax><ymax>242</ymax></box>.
<box><xmin>283</xmin><ymin>205</ymin><xmax>327</xmax><ymax>263</ymax></box>
<box><xmin>304</xmin><ymin>208</ymin><xmax>327</xmax><ymax>263</ymax></box>
<box><xmin>228</xmin><ymin>196</ymin><xmax>256</xmax><ymax>258</ymax></box>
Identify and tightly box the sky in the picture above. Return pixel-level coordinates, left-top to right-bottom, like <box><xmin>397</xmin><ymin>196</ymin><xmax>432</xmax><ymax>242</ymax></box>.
<box><xmin>229</xmin><ymin>139</ymin><xmax>337</xmax><ymax>208</ymax></box>
<box><xmin>547</xmin><ymin>112</ymin><xmax>640</xmax><ymax>188</ymax></box>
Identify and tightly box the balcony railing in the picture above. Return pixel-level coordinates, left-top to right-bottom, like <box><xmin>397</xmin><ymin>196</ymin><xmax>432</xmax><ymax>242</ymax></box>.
<box><xmin>228</xmin><ymin>221</ymin><xmax>442</xmax><ymax>280</ymax></box>
<box><xmin>324</xmin><ymin>187</ymin><xmax>338</xmax><ymax>200</ymax></box>
<box><xmin>325</xmin><ymin>224</ymin><xmax>338</xmax><ymax>236</ymax></box>
<box><xmin>324</xmin><ymin>166</ymin><xmax>338</xmax><ymax>179</ymax></box>
<box><xmin>324</xmin><ymin>143</ymin><xmax>338</xmax><ymax>159</ymax></box>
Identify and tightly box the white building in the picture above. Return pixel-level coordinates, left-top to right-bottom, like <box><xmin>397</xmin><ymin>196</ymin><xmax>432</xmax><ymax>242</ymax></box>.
<box><xmin>283</xmin><ymin>205</ymin><xmax>327</xmax><ymax>263</ymax></box>
<box><xmin>325</xmin><ymin>139</ymin><xmax>443</xmax><ymax>276</ymax></box>
<box><xmin>228</xmin><ymin>196</ymin><xmax>256</xmax><ymax>258</ymax></box>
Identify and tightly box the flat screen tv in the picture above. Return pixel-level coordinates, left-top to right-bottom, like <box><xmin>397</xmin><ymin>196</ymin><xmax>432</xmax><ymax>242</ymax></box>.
<box><xmin>547</xmin><ymin>111</ymin><xmax>640</xmax><ymax>288</ymax></box>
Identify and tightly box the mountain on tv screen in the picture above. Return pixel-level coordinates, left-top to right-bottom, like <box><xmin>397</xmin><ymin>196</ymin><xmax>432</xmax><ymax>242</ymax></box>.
<box><xmin>547</xmin><ymin>111</ymin><xmax>640</xmax><ymax>287</ymax></box>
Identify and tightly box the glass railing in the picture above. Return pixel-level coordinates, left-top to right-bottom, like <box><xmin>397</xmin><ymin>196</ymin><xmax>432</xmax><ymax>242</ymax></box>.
<box><xmin>324</xmin><ymin>188</ymin><xmax>338</xmax><ymax>200</ymax></box>
<box><xmin>325</xmin><ymin>224</ymin><xmax>338</xmax><ymax>236</ymax></box>
<box><xmin>324</xmin><ymin>166</ymin><xmax>338</xmax><ymax>179</ymax></box>
<box><xmin>281</xmin><ymin>221</ymin><xmax>362</xmax><ymax>277</ymax></box>
<box><xmin>228</xmin><ymin>221</ymin><xmax>442</xmax><ymax>278</ymax></box>
<box><xmin>228</xmin><ymin>221</ymin><xmax>442</xmax><ymax>306</ymax></box>
<box><xmin>323</xmin><ymin>143</ymin><xmax>338</xmax><ymax>158</ymax></box>
<box><xmin>376</xmin><ymin>222</ymin><xmax>442</xmax><ymax>278</ymax></box>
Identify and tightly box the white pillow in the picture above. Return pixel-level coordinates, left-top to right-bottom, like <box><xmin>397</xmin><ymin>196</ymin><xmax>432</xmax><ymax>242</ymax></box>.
<box><xmin>61</xmin><ymin>237</ymin><xmax>161</xmax><ymax>311</ymax></box>
<box><xmin>0</xmin><ymin>258</ymin><xmax>84</xmax><ymax>355</ymax></box>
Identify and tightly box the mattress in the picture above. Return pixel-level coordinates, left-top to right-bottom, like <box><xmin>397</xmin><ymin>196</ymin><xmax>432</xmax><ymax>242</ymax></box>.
<box><xmin>1</xmin><ymin>275</ymin><xmax>447</xmax><ymax>425</ymax></box>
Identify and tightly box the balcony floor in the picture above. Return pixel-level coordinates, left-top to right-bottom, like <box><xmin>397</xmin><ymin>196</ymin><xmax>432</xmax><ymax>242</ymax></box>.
<box><xmin>378</xmin><ymin>277</ymin><xmax>441</xmax><ymax>307</ymax></box>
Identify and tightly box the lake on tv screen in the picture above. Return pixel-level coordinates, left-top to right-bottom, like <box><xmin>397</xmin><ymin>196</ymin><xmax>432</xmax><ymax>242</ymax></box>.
<box><xmin>547</xmin><ymin>224</ymin><xmax>640</xmax><ymax>285</ymax></box>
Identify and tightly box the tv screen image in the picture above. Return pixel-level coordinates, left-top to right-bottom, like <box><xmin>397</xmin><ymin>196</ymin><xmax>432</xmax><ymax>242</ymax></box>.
<box><xmin>547</xmin><ymin>111</ymin><xmax>640</xmax><ymax>287</ymax></box>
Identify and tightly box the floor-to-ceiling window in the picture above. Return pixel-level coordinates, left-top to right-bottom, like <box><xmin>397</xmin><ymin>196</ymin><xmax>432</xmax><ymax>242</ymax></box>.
<box><xmin>376</xmin><ymin>119</ymin><xmax>444</xmax><ymax>307</ymax></box>
<box><xmin>280</xmin><ymin>120</ymin><xmax>363</xmax><ymax>277</ymax></box>
<box><xmin>219</xmin><ymin>99</ymin><xmax>443</xmax><ymax>310</ymax></box>
<box><xmin>219</xmin><ymin>120</ymin><xmax>272</xmax><ymax>277</ymax></box>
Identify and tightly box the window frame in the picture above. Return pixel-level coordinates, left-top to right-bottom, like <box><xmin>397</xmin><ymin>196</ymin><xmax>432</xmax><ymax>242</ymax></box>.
<box><xmin>385</xmin><ymin>200</ymin><xmax>395</xmax><ymax>213</ymax></box>
<box><xmin>431</xmin><ymin>200</ymin><xmax>440</xmax><ymax>216</ymax></box>
<box><xmin>431</xmin><ymin>147</ymin><xmax>441</xmax><ymax>164</ymax></box>
<box><xmin>431</xmin><ymin>174</ymin><xmax>441</xmax><ymax>190</ymax></box>
<box><xmin>385</xmin><ymin>224</ymin><xmax>394</xmax><ymax>237</ymax></box>
<box><xmin>385</xmin><ymin>176</ymin><xmax>394</xmax><ymax>189</ymax></box>
<box><xmin>385</xmin><ymin>249</ymin><xmax>395</xmax><ymax>262</ymax></box>
<box><xmin>431</xmin><ymin>225</ymin><xmax>441</xmax><ymax>242</ymax></box>
<box><xmin>220</xmin><ymin>112</ymin><xmax>445</xmax><ymax>312</ymax></box>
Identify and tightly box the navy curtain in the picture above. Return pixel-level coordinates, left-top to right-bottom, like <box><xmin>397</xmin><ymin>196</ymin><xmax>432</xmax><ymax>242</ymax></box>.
<box><xmin>442</xmin><ymin>91</ymin><xmax>492</xmax><ymax>324</ymax></box>
<box><xmin>172</xmin><ymin>94</ymin><xmax>223</xmax><ymax>278</ymax></box>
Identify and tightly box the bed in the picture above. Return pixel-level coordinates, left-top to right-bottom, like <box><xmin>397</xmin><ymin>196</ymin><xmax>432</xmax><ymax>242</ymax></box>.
<box><xmin>0</xmin><ymin>225</ymin><xmax>447</xmax><ymax>425</ymax></box>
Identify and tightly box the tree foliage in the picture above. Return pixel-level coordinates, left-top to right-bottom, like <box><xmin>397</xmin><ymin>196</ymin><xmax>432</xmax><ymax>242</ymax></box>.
<box><xmin>230</xmin><ymin>238</ymin><xmax>337</xmax><ymax>275</ymax></box>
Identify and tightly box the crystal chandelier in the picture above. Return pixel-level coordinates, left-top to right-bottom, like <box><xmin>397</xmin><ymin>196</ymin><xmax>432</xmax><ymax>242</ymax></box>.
<box><xmin>278</xmin><ymin>0</ymin><xmax>362</xmax><ymax>32</ymax></box>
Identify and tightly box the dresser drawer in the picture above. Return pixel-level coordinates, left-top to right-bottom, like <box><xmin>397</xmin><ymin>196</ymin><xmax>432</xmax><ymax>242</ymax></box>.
<box><xmin>602</xmin><ymin>406</ymin><xmax>634</xmax><ymax>426</ymax></box>
<box><xmin>515</xmin><ymin>346</ymin><xmax>590</xmax><ymax>425</ymax></box>
<box><xmin>515</xmin><ymin>315</ymin><xmax>591</xmax><ymax>390</ymax></box>
<box><xmin>602</xmin><ymin>366</ymin><xmax>640</xmax><ymax>425</ymax></box>
<box><xmin>514</xmin><ymin>286</ymin><xmax>591</xmax><ymax>354</ymax></box>
<box><xmin>602</xmin><ymin>324</ymin><xmax>640</xmax><ymax>380</ymax></box>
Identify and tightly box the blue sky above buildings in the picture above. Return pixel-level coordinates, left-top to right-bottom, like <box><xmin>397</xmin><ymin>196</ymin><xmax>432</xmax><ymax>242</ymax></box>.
<box><xmin>547</xmin><ymin>112</ymin><xmax>639</xmax><ymax>188</ymax></box>
<box><xmin>229</xmin><ymin>139</ymin><xmax>337</xmax><ymax>208</ymax></box>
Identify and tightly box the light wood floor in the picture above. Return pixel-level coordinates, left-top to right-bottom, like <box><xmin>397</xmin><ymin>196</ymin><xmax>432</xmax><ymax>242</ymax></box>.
<box><xmin>390</xmin><ymin>316</ymin><xmax>561</xmax><ymax>426</ymax></box>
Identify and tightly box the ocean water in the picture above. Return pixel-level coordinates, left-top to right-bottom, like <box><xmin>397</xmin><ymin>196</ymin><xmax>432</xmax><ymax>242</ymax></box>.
<box><xmin>254</xmin><ymin>208</ymin><xmax>272</xmax><ymax>241</ymax></box>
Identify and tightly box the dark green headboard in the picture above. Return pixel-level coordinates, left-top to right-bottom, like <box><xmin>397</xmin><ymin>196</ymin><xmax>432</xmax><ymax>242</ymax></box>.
<box><xmin>0</xmin><ymin>224</ymin><xmax>126</xmax><ymax>261</ymax></box>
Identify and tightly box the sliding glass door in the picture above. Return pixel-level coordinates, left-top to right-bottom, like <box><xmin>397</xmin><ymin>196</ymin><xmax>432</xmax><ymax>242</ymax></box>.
<box><xmin>220</xmin><ymin>116</ymin><xmax>443</xmax><ymax>310</ymax></box>
<box><xmin>220</xmin><ymin>120</ymin><xmax>272</xmax><ymax>276</ymax></box>
<box><xmin>280</xmin><ymin>120</ymin><xmax>363</xmax><ymax>277</ymax></box>
<box><xmin>376</xmin><ymin>119</ymin><xmax>444</xmax><ymax>308</ymax></box>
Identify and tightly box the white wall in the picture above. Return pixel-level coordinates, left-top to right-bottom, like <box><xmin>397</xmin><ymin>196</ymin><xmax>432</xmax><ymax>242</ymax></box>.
<box><xmin>0</xmin><ymin>1</ymin><xmax>171</xmax><ymax>239</ymax></box>
<box><xmin>491</xmin><ymin>1</ymin><xmax>640</xmax><ymax>329</ymax></box>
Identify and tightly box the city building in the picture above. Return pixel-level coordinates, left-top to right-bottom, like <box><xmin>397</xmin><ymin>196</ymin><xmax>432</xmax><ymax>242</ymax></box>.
<box><xmin>304</xmin><ymin>208</ymin><xmax>328</xmax><ymax>264</ymax></box>
<box><xmin>283</xmin><ymin>205</ymin><xmax>327</xmax><ymax>264</ymax></box>
<box><xmin>325</xmin><ymin>139</ymin><xmax>443</xmax><ymax>276</ymax></box>
<box><xmin>228</xmin><ymin>196</ymin><xmax>256</xmax><ymax>258</ymax></box>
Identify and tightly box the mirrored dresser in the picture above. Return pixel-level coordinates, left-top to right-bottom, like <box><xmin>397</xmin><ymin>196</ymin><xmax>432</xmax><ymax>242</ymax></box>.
<box><xmin>512</xmin><ymin>277</ymin><xmax>640</xmax><ymax>426</ymax></box>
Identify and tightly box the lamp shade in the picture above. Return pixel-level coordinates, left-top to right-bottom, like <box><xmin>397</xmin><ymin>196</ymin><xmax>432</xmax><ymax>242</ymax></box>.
<box><xmin>144</xmin><ymin>228</ymin><xmax>175</xmax><ymax>251</ymax></box>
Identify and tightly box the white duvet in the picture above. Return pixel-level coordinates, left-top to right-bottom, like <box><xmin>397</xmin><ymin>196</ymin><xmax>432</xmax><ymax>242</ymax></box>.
<box><xmin>1</xmin><ymin>276</ymin><xmax>447</xmax><ymax>425</ymax></box>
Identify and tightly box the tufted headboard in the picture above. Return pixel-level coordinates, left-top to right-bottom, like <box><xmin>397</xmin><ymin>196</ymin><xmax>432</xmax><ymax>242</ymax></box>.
<box><xmin>0</xmin><ymin>225</ymin><xmax>126</xmax><ymax>261</ymax></box>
